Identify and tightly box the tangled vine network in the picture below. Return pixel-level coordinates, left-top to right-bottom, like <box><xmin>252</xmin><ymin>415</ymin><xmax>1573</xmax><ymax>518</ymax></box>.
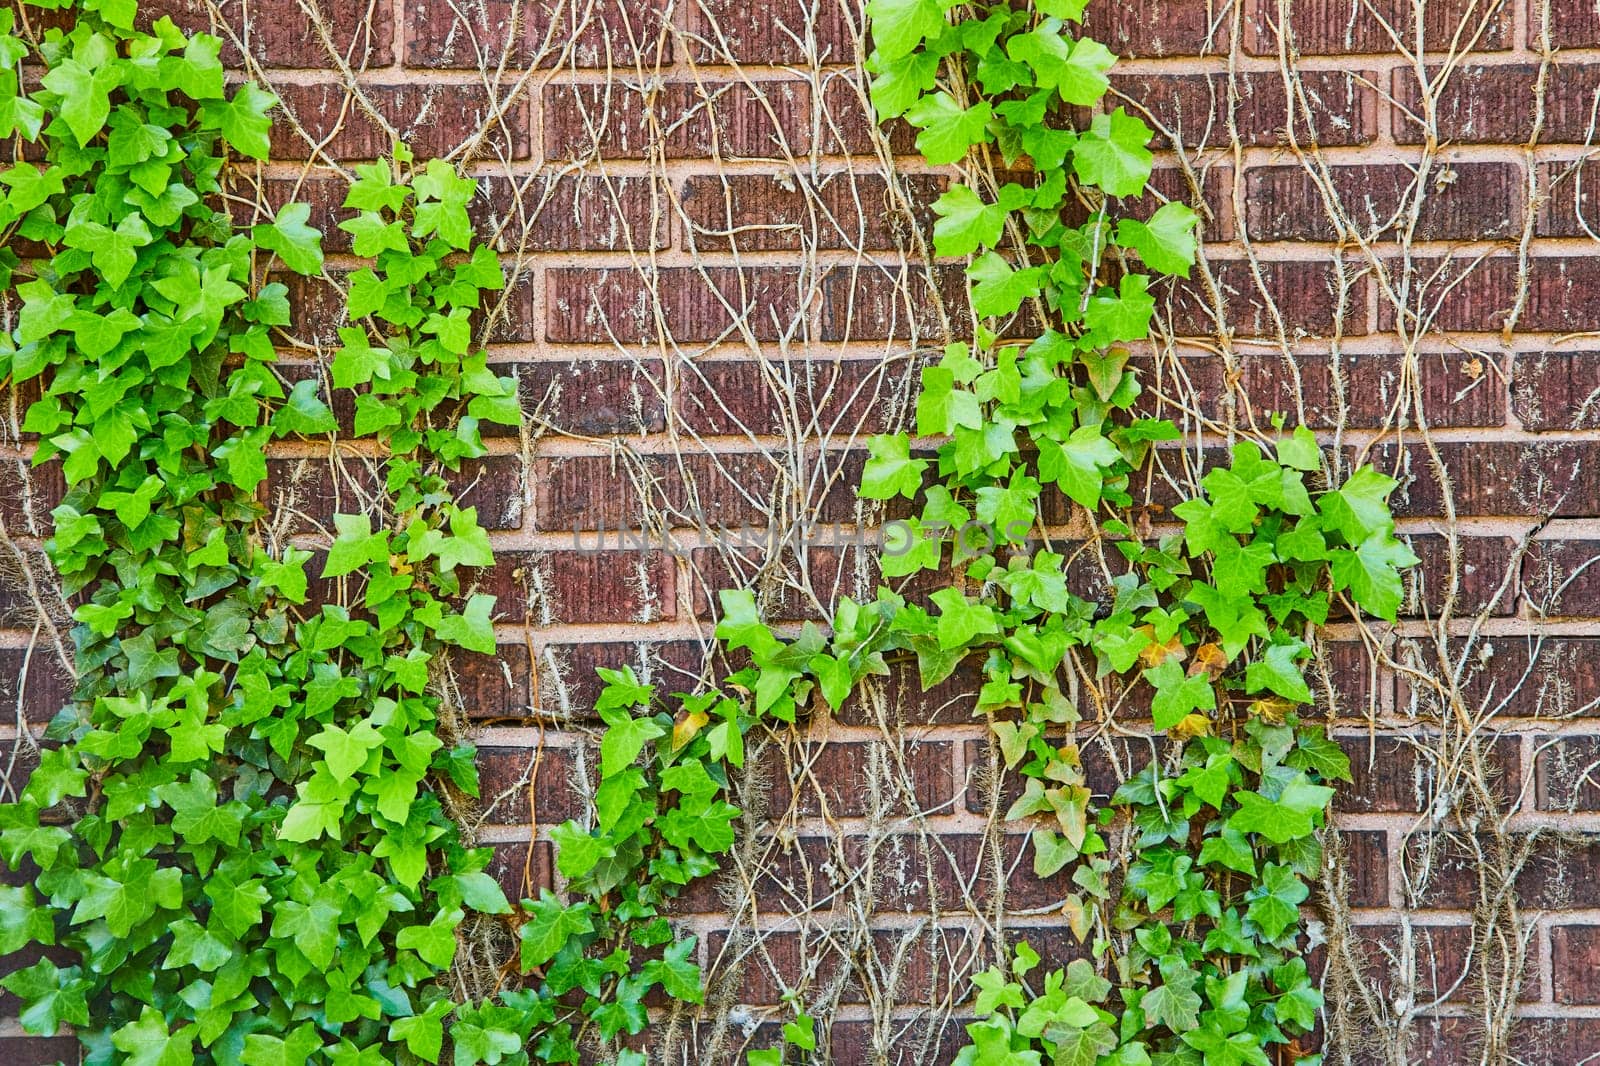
<box><xmin>0</xmin><ymin>0</ymin><xmax>1566</xmax><ymax>1062</ymax></box>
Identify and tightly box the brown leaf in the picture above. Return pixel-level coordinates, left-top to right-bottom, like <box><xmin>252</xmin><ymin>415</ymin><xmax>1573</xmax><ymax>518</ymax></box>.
<box><xmin>1187</xmin><ymin>642</ymin><xmax>1227</xmax><ymax>681</ymax></box>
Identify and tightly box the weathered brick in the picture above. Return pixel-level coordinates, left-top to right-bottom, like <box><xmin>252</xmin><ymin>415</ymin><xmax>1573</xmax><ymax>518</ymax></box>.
<box><xmin>1170</xmin><ymin>258</ymin><xmax>1368</xmax><ymax>339</ymax></box>
<box><xmin>406</xmin><ymin>0</ymin><xmax>670</xmax><ymax>67</ymax></box>
<box><xmin>689</xmin><ymin>543</ymin><xmax>945</xmax><ymax>621</ymax></box>
<box><xmin>819</xmin><ymin>75</ymin><xmax>921</xmax><ymax>156</ymax></box>
<box><xmin>1342</xmin><ymin>921</ymin><xmax>1536</xmax><ymax>1007</ymax></box>
<box><xmin>673</xmin><ymin>357</ymin><xmax>915</xmax><ymax>437</ymax></box>
<box><xmin>265</xmin><ymin>455</ymin><xmax>525</xmax><ymax>531</ymax></box>
<box><xmin>1524</xmin><ymin>539</ymin><xmax>1600</xmax><ymax>617</ymax></box>
<box><xmin>817</xmin><ymin>263</ymin><xmax>1034</xmax><ymax>344</ymax></box>
<box><xmin>689</xmin><ymin>0</ymin><xmax>855</xmax><ymax>63</ymax></box>
<box><xmin>1512</xmin><ymin>350</ymin><xmax>1600</xmax><ymax>431</ymax></box>
<box><xmin>536</xmin><ymin>639</ymin><xmax>710</xmax><ymax>717</ymax></box>
<box><xmin>1538</xmin><ymin>159</ymin><xmax>1600</xmax><ymax>237</ymax></box>
<box><xmin>535</xmin><ymin>449</ymin><xmax>795</xmax><ymax>532</ymax></box>
<box><xmin>543</xmin><ymin>80</ymin><xmax>811</xmax><ymax>160</ymax></box>
<box><xmin>482</xmin><ymin>549</ymin><xmax>674</xmax><ymax>624</ymax></box>
<box><xmin>760</xmin><ymin>738</ymin><xmax>954</xmax><ymax>818</ymax></box>
<box><xmin>1393</xmin><ymin>63</ymin><xmax>1600</xmax><ymax>145</ymax></box>
<box><xmin>476</xmin><ymin>175</ymin><xmax>667</xmax><ymax>253</ymax></box>
<box><xmin>1366</xmin><ymin>441</ymin><xmax>1600</xmax><ymax>519</ymax></box>
<box><xmin>1111</xmin><ymin>70</ymin><xmax>1377</xmax><ymax>150</ymax></box>
<box><xmin>1408</xmin><ymin>832</ymin><xmax>1600</xmax><ymax>909</ymax></box>
<box><xmin>1536</xmin><ymin>735</ymin><xmax>1600</xmax><ymax>810</ymax></box>
<box><xmin>1245</xmin><ymin>0</ymin><xmax>1511</xmax><ymax>55</ymax></box>
<box><xmin>139</xmin><ymin>0</ymin><xmax>393</xmax><ymax>67</ymax></box>
<box><xmin>1335</xmin><ymin>733</ymin><xmax>1521</xmax><ymax>813</ymax></box>
<box><xmin>1245</xmin><ymin>162</ymin><xmax>1523</xmax><ymax>242</ymax></box>
<box><xmin>514</xmin><ymin>357</ymin><xmax>665</xmax><ymax>437</ymax></box>
<box><xmin>477</xmin><ymin>743</ymin><xmax>585</xmax><ymax>825</ymax></box>
<box><xmin>1082</xmin><ymin>0</ymin><xmax>1222</xmax><ymax>57</ymax></box>
<box><xmin>681</xmin><ymin>171</ymin><xmax>944</xmax><ymax>253</ymax></box>
<box><xmin>0</xmin><ymin>454</ymin><xmax>63</xmax><ymax>537</ymax></box>
<box><xmin>1553</xmin><ymin>924</ymin><xmax>1600</xmax><ymax>1003</ymax></box>
<box><xmin>270</xmin><ymin>82</ymin><xmax>532</xmax><ymax>161</ymax></box>
<box><xmin>1413</xmin><ymin>637</ymin><xmax>1600</xmax><ymax>719</ymax></box>
<box><xmin>1546</xmin><ymin>0</ymin><xmax>1600</xmax><ymax>47</ymax></box>
<box><xmin>0</xmin><ymin>1037</ymin><xmax>82</xmax><ymax>1065</ymax></box>
<box><xmin>836</xmin><ymin>655</ymin><xmax>985</xmax><ymax>728</ymax></box>
<box><xmin>486</xmin><ymin>840</ymin><xmax>553</xmax><ymax>901</ymax></box>
<box><xmin>1387</xmin><ymin>256</ymin><xmax>1600</xmax><ymax>334</ymax></box>
<box><xmin>546</xmin><ymin>266</ymin><xmax>804</xmax><ymax>344</ymax></box>
<box><xmin>1399</xmin><ymin>534</ymin><xmax>1517</xmax><ymax>619</ymax></box>
<box><xmin>454</xmin><ymin>643</ymin><xmax>533</xmax><ymax>719</ymax></box>
<box><xmin>0</xmin><ymin>646</ymin><xmax>72</xmax><ymax>726</ymax></box>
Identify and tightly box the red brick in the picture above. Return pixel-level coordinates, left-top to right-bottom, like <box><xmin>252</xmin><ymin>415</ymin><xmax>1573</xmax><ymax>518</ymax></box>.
<box><xmin>0</xmin><ymin>454</ymin><xmax>63</xmax><ymax>537</ymax></box>
<box><xmin>1082</xmin><ymin>0</ymin><xmax>1223</xmax><ymax>57</ymax></box>
<box><xmin>1424</xmin><ymin>637</ymin><xmax>1600</xmax><ymax>719</ymax></box>
<box><xmin>1409</xmin><ymin>832</ymin><xmax>1600</xmax><ymax>909</ymax></box>
<box><xmin>535</xmin><ymin>639</ymin><xmax>710</xmax><ymax>717</ymax></box>
<box><xmin>819</xmin><ymin>76</ymin><xmax>920</xmax><ymax>156</ymax></box>
<box><xmin>0</xmin><ymin>1038</ymin><xmax>82</xmax><ymax>1065</ymax></box>
<box><xmin>265</xmin><ymin>455</ymin><xmax>524</xmax><ymax>532</ymax></box>
<box><xmin>486</xmin><ymin>840</ymin><xmax>553</xmax><ymax>902</ymax></box>
<box><xmin>1514</xmin><ymin>350</ymin><xmax>1600</xmax><ymax>431</ymax></box>
<box><xmin>681</xmin><ymin>171</ymin><xmax>944</xmax><ymax>253</ymax></box>
<box><xmin>673</xmin><ymin>357</ymin><xmax>913</xmax><ymax>437</ymax></box>
<box><xmin>476</xmin><ymin>175</ymin><xmax>666</xmax><ymax>253</ymax></box>
<box><xmin>477</xmin><ymin>743</ymin><xmax>584</xmax><ymax>825</ymax></box>
<box><xmin>546</xmin><ymin>266</ymin><xmax>804</xmax><ymax>344</ymax></box>
<box><xmin>1335</xmin><ymin>733</ymin><xmax>1520</xmax><ymax>814</ymax></box>
<box><xmin>1545</xmin><ymin>0</ymin><xmax>1600</xmax><ymax>47</ymax></box>
<box><xmin>481</xmin><ymin>549</ymin><xmax>674</xmax><ymax>624</ymax></box>
<box><xmin>406</xmin><ymin>0</ymin><xmax>670</xmax><ymax>67</ymax></box>
<box><xmin>1388</xmin><ymin>256</ymin><xmax>1600</xmax><ymax>334</ymax></box>
<box><xmin>1170</xmin><ymin>258</ymin><xmax>1368</xmax><ymax>339</ymax></box>
<box><xmin>232</xmin><ymin>176</ymin><xmax>356</xmax><ymax>254</ymax></box>
<box><xmin>1553</xmin><ymin>924</ymin><xmax>1600</xmax><ymax>1003</ymax></box>
<box><xmin>269</xmin><ymin>82</ymin><xmax>532</xmax><ymax>161</ymax></box>
<box><xmin>689</xmin><ymin>0</ymin><xmax>855</xmax><ymax>64</ymax></box>
<box><xmin>762</xmin><ymin>739</ymin><xmax>953</xmax><ymax>818</ymax></box>
<box><xmin>535</xmin><ymin>450</ymin><xmax>785</xmax><ymax>533</ymax></box>
<box><xmin>517</xmin><ymin>357</ymin><xmax>666</xmax><ymax>436</ymax></box>
<box><xmin>1535</xmin><ymin>735</ymin><xmax>1600</xmax><ymax>810</ymax></box>
<box><xmin>1112</xmin><ymin>70</ymin><xmax>1377</xmax><ymax>150</ymax></box>
<box><xmin>1393</xmin><ymin>63</ymin><xmax>1600</xmax><ymax>145</ymax></box>
<box><xmin>138</xmin><ymin>0</ymin><xmax>393</xmax><ymax>67</ymax></box>
<box><xmin>1365</xmin><ymin>440</ymin><xmax>1600</xmax><ymax>519</ymax></box>
<box><xmin>1244</xmin><ymin>0</ymin><xmax>1511</xmax><ymax>55</ymax></box>
<box><xmin>1539</xmin><ymin>159</ymin><xmax>1600</xmax><ymax>237</ymax></box>
<box><xmin>836</xmin><ymin>655</ymin><xmax>984</xmax><ymax>728</ymax></box>
<box><xmin>1524</xmin><ymin>540</ymin><xmax>1600</xmax><ymax>617</ymax></box>
<box><xmin>1397</xmin><ymin>534</ymin><xmax>1516</xmax><ymax>619</ymax></box>
<box><xmin>1245</xmin><ymin>162</ymin><xmax>1523</xmax><ymax>242</ymax></box>
<box><xmin>1342</xmin><ymin>921</ymin><xmax>1535</xmax><ymax>1007</ymax></box>
<box><xmin>817</xmin><ymin>263</ymin><xmax>1041</xmax><ymax>344</ymax></box>
<box><xmin>0</xmin><ymin>646</ymin><xmax>72</xmax><ymax>726</ymax></box>
<box><xmin>543</xmin><ymin>80</ymin><xmax>812</xmax><ymax>160</ymax></box>
<box><xmin>453</xmin><ymin>642</ymin><xmax>533</xmax><ymax>719</ymax></box>
<box><xmin>689</xmin><ymin>543</ymin><xmax>945</xmax><ymax>621</ymax></box>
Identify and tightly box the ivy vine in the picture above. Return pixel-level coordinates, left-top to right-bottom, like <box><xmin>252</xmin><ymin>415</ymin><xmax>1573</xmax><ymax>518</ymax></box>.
<box><xmin>0</xmin><ymin>0</ymin><xmax>1417</xmax><ymax>1063</ymax></box>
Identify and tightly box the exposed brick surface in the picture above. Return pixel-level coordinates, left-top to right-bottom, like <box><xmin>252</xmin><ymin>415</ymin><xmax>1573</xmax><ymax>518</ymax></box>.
<box><xmin>547</xmin><ymin>266</ymin><xmax>804</xmax><ymax>344</ymax></box>
<box><xmin>1244</xmin><ymin>0</ymin><xmax>1513</xmax><ymax>55</ymax></box>
<box><xmin>1112</xmin><ymin>70</ymin><xmax>1378</xmax><ymax>150</ymax></box>
<box><xmin>270</xmin><ymin>83</ymin><xmax>532</xmax><ymax>161</ymax></box>
<box><xmin>1245</xmin><ymin>162</ymin><xmax>1525</xmax><ymax>242</ymax></box>
<box><xmin>139</xmin><ymin>0</ymin><xmax>394</xmax><ymax>67</ymax></box>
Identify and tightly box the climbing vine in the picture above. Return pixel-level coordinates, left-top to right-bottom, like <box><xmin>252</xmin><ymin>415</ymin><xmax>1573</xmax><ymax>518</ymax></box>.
<box><xmin>0</xmin><ymin>0</ymin><xmax>1418</xmax><ymax>1063</ymax></box>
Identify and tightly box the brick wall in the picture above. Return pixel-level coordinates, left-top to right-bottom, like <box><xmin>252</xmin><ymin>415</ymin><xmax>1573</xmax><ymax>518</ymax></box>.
<box><xmin>4</xmin><ymin>0</ymin><xmax>1600</xmax><ymax>1062</ymax></box>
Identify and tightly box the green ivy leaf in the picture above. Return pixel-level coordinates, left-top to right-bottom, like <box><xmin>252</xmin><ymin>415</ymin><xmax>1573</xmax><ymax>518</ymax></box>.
<box><xmin>865</xmin><ymin>0</ymin><xmax>953</xmax><ymax>61</ymax></box>
<box><xmin>254</xmin><ymin>202</ymin><xmax>325</xmax><ymax>274</ymax></box>
<box><xmin>905</xmin><ymin>92</ymin><xmax>994</xmax><ymax>165</ymax></box>
<box><xmin>1115</xmin><ymin>201</ymin><xmax>1199</xmax><ymax>276</ymax></box>
<box><xmin>1073</xmin><ymin>107</ymin><xmax>1154</xmax><ymax>197</ymax></box>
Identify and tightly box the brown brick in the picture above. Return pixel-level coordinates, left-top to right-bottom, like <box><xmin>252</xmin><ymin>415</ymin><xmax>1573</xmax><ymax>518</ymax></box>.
<box><xmin>482</xmin><ymin>549</ymin><xmax>674</xmax><ymax>624</ymax></box>
<box><xmin>139</xmin><ymin>0</ymin><xmax>393</xmax><ymax>67</ymax></box>
<box><xmin>1112</xmin><ymin>70</ymin><xmax>1377</xmax><ymax>150</ymax></box>
<box><xmin>836</xmin><ymin>656</ymin><xmax>984</xmax><ymax>728</ymax></box>
<box><xmin>819</xmin><ymin>76</ymin><xmax>920</xmax><ymax>157</ymax></box>
<box><xmin>1171</xmin><ymin>258</ymin><xmax>1368</xmax><ymax>339</ymax></box>
<box><xmin>514</xmin><ymin>357</ymin><xmax>665</xmax><ymax>437</ymax></box>
<box><xmin>269</xmin><ymin>82</ymin><xmax>531</xmax><ymax>161</ymax></box>
<box><xmin>1524</xmin><ymin>539</ymin><xmax>1600</xmax><ymax>617</ymax></box>
<box><xmin>536</xmin><ymin>639</ymin><xmax>710</xmax><ymax>717</ymax></box>
<box><xmin>681</xmin><ymin>172</ymin><xmax>944</xmax><ymax>253</ymax></box>
<box><xmin>1546</xmin><ymin>0</ymin><xmax>1600</xmax><ymax>47</ymax></box>
<box><xmin>1553</xmin><ymin>924</ymin><xmax>1600</xmax><ymax>1003</ymax></box>
<box><xmin>265</xmin><ymin>455</ymin><xmax>524</xmax><ymax>532</ymax></box>
<box><xmin>455</xmin><ymin>642</ymin><xmax>533</xmax><ymax>719</ymax></box>
<box><xmin>1513</xmin><ymin>350</ymin><xmax>1600</xmax><ymax>431</ymax></box>
<box><xmin>1344</xmin><ymin>921</ymin><xmax>1535</xmax><ymax>1007</ymax></box>
<box><xmin>0</xmin><ymin>454</ymin><xmax>63</xmax><ymax>537</ymax></box>
<box><xmin>1539</xmin><ymin>159</ymin><xmax>1600</xmax><ymax>237</ymax></box>
<box><xmin>1400</xmin><ymin>534</ymin><xmax>1516</xmax><ymax>619</ymax></box>
<box><xmin>486</xmin><ymin>840</ymin><xmax>553</xmax><ymax>902</ymax></box>
<box><xmin>1409</xmin><ymin>832</ymin><xmax>1600</xmax><ymax>909</ymax></box>
<box><xmin>543</xmin><ymin>80</ymin><xmax>811</xmax><ymax>160</ymax></box>
<box><xmin>477</xmin><ymin>743</ymin><xmax>584</xmax><ymax>825</ymax></box>
<box><xmin>1536</xmin><ymin>735</ymin><xmax>1600</xmax><ymax>810</ymax></box>
<box><xmin>674</xmin><ymin>357</ymin><xmax>914</xmax><ymax>437</ymax></box>
<box><xmin>1245</xmin><ymin>0</ymin><xmax>1511</xmax><ymax>55</ymax></box>
<box><xmin>1390</xmin><ymin>256</ymin><xmax>1600</xmax><ymax>334</ymax></box>
<box><xmin>689</xmin><ymin>0</ymin><xmax>855</xmax><ymax>64</ymax></box>
<box><xmin>406</xmin><ymin>0</ymin><xmax>670</xmax><ymax>67</ymax></box>
<box><xmin>1367</xmin><ymin>440</ymin><xmax>1600</xmax><ymax>519</ymax></box>
<box><xmin>1245</xmin><ymin>162</ymin><xmax>1523</xmax><ymax>242</ymax></box>
<box><xmin>1082</xmin><ymin>0</ymin><xmax>1222</xmax><ymax>57</ymax></box>
<box><xmin>761</xmin><ymin>739</ymin><xmax>953</xmax><ymax>818</ymax></box>
<box><xmin>0</xmin><ymin>646</ymin><xmax>72</xmax><ymax>726</ymax></box>
<box><xmin>476</xmin><ymin>175</ymin><xmax>666</xmax><ymax>253</ymax></box>
<box><xmin>546</xmin><ymin>266</ymin><xmax>804</xmax><ymax>344</ymax></box>
<box><xmin>0</xmin><ymin>1037</ymin><xmax>82</xmax><ymax>1065</ymax></box>
<box><xmin>1335</xmin><ymin>734</ymin><xmax>1520</xmax><ymax>813</ymax></box>
<box><xmin>817</xmin><ymin>263</ymin><xmax>1032</xmax><ymax>344</ymax></box>
<box><xmin>1394</xmin><ymin>63</ymin><xmax>1600</xmax><ymax>145</ymax></box>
